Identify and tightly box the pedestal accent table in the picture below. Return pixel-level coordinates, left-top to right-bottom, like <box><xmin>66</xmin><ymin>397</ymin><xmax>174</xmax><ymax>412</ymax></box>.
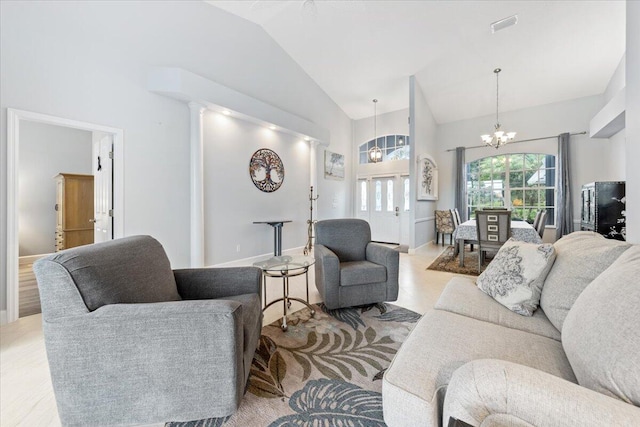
<box><xmin>253</xmin><ymin>220</ymin><xmax>292</xmax><ymax>256</ymax></box>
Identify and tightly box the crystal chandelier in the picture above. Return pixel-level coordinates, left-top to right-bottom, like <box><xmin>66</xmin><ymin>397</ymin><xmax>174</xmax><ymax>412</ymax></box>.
<box><xmin>481</xmin><ymin>68</ymin><xmax>516</xmax><ymax>149</ymax></box>
<box><xmin>369</xmin><ymin>99</ymin><xmax>382</xmax><ymax>162</ymax></box>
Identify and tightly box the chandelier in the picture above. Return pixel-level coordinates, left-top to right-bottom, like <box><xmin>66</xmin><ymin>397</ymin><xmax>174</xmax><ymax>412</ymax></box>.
<box><xmin>481</xmin><ymin>68</ymin><xmax>516</xmax><ymax>149</ymax></box>
<box><xmin>369</xmin><ymin>99</ymin><xmax>382</xmax><ymax>162</ymax></box>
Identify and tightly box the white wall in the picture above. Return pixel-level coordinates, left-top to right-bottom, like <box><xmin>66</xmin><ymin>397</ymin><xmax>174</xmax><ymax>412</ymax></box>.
<box><xmin>626</xmin><ymin>0</ymin><xmax>640</xmax><ymax>243</ymax></box>
<box><xmin>203</xmin><ymin>111</ymin><xmax>309</xmax><ymax>264</ymax></box>
<box><xmin>353</xmin><ymin>108</ymin><xmax>409</xmax><ymax>149</ymax></box>
<box><xmin>0</xmin><ymin>1</ymin><xmax>352</xmax><ymax>315</ymax></box>
<box><xmin>19</xmin><ymin>121</ymin><xmax>92</xmax><ymax>256</ymax></box>
<box><xmin>437</xmin><ymin>95</ymin><xmax>625</xmax><ymax>235</ymax></box>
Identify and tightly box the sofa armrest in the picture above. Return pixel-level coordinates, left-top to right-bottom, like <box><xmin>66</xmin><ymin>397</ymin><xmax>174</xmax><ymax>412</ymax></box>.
<box><xmin>44</xmin><ymin>300</ymin><xmax>246</xmax><ymax>423</ymax></box>
<box><xmin>174</xmin><ymin>266</ymin><xmax>262</xmax><ymax>300</ymax></box>
<box><xmin>366</xmin><ymin>243</ymin><xmax>399</xmax><ymax>300</ymax></box>
<box><xmin>366</xmin><ymin>242</ymin><xmax>399</xmax><ymax>269</ymax></box>
<box><xmin>443</xmin><ymin>359</ymin><xmax>640</xmax><ymax>427</ymax></box>
<box><xmin>314</xmin><ymin>244</ymin><xmax>340</xmax><ymax>306</ymax></box>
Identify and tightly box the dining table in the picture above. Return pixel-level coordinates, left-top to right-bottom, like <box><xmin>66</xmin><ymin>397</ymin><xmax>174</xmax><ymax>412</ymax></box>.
<box><xmin>453</xmin><ymin>219</ymin><xmax>542</xmax><ymax>267</ymax></box>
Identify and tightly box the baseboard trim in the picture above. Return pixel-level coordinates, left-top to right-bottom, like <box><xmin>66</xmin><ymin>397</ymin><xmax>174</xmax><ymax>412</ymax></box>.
<box><xmin>408</xmin><ymin>241</ymin><xmax>431</xmax><ymax>255</ymax></box>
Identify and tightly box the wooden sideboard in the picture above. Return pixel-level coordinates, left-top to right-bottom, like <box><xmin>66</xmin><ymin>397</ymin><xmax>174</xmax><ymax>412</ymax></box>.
<box><xmin>55</xmin><ymin>173</ymin><xmax>94</xmax><ymax>251</ymax></box>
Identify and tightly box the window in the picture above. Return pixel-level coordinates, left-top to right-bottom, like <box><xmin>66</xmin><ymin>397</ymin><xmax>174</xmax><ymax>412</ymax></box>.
<box><xmin>403</xmin><ymin>178</ymin><xmax>410</xmax><ymax>211</ymax></box>
<box><xmin>375</xmin><ymin>181</ymin><xmax>382</xmax><ymax>211</ymax></box>
<box><xmin>360</xmin><ymin>180</ymin><xmax>367</xmax><ymax>211</ymax></box>
<box><xmin>386</xmin><ymin>180</ymin><xmax>394</xmax><ymax>211</ymax></box>
<box><xmin>358</xmin><ymin>134</ymin><xmax>410</xmax><ymax>164</ymax></box>
<box><xmin>466</xmin><ymin>153</ymin><xmax>556</xmax><ymax>225</ymax></box>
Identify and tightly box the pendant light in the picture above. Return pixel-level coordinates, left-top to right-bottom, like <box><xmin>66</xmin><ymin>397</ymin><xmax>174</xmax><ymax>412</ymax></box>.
<box><xmin>481</xmin><ymin>68</ymin><xmax>516</xmax><ymax>148</ymax></box>
<box><xmin>369</xmin><ymin>99</ymin><xmax>382</xmax><ymax>162</ymax></box>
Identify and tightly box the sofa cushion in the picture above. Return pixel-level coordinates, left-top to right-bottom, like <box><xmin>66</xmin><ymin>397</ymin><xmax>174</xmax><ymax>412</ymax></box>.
<box><xmin>435</xmin><ymin>276</ymin><xmax>561</xmax><ymax>341</ymax></box>
<box><xmin>340</xmin><ymin>261</ymin><xmax>386</xmax><ymax>286</ymax></box>
<box><xmin>540</xmin><ymin>231</ymin><xmax>630</xmax><ymax>331</ymax></box>
<box><xmin>562</xmin><ymin>245</ymin><xmax>640</xmax><ymax>406</ymax></box>
<box><xmin>382</xmin><ymin>309</ymin><xmax>576</xmax><ymax>427</ymax></box>
<box><xmin>45</xmin><ymin>235</ymin><xmax>181</xmax><ymax>311</ymax></box>
<box><xmin>476</xmin><ymin>239</ymin><xmax>556</xmax><ymax>316</ymax></box>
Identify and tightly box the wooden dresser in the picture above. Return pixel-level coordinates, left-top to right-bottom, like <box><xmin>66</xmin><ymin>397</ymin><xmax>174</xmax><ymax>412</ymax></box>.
<box><xmin>55</xmin><ymin>173</ymin><xmax>94</xmax><ymax>251</ymax></box>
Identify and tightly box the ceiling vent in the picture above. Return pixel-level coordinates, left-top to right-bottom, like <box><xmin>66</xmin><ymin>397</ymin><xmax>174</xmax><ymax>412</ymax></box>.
<box><xmin>491</xmin><ymin>15</ymin><xmax>518</xmax><ymax>33</ymax></box>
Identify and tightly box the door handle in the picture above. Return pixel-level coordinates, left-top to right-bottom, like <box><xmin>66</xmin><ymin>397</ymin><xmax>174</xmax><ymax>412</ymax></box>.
<box><xmin>395</xmin><ymin>207</ymin><xmax>399</xmax><ymax>217</ymax></box>
<box><xmin>89</xmin><ymin>218</ymin><xmax>96</xmax><ymax>223</ymax></box>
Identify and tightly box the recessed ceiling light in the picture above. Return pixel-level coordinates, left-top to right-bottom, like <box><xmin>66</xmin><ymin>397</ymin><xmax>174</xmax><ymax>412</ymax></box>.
<box><xmin>269</xmin><ymin>125</ymin><xmax>277</xmax><ymax>130</ymax></box>
<box><xmin>490</xmin><ymin>14</ymin><xmax>518</xmax><ymax>33</ymax></box>
<box><xmin>304</xmin><ymin>137</ymin><xmax>310</xmax><ymax>142</ymax></box>
<box><xmin>222</xmin><ymin>110</ymin><xmax>231</xmax><ymax>116</ymax></box>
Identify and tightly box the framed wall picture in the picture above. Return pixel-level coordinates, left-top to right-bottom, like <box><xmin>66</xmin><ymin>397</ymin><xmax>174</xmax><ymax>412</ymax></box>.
<box><xmin>417</xmin><ymin>154</ymin><xmax>438</xmax><ymax>200</ymax></box>
<box><xmin>324</xmin><ymin>150</ymin><xmax>345</xmax><ymax>180</ymax></box>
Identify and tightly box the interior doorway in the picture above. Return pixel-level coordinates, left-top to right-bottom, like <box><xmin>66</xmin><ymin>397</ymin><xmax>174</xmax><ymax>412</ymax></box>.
<box><xmin>5</xmin><ymin>109</ymin><xmax>124</xmax><ymax>324</ymax></box>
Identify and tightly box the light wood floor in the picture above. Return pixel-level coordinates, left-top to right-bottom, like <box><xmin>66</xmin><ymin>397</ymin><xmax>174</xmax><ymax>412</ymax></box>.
<box><xmin>0</xmin><ymin>243</ymin><xmax>460</xmax><ymax>427</ymax></box>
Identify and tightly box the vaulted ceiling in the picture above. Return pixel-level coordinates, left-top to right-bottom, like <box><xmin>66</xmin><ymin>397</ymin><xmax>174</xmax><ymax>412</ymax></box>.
<box><xmin>208</xmin><ymin>1</ymin><xmax>625</xmax><ymax>123</ymax></box>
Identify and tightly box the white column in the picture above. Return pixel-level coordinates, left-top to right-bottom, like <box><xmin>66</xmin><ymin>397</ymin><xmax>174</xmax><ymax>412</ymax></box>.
<box><xmin>189</xmin><ymin>102</ymin><xmax>206</xmax><ymax>267</ymax></box>
<box><xmin>309</xmin><ymin>140</ymin><xmax>319</xmax><ymax>189</ymax></box>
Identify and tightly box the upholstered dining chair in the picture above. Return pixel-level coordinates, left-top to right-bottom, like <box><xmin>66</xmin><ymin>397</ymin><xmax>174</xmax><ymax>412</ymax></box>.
<box><xmin>435</xmin><ymin>210</ymin><xmax>456</xmax><ymax>246</ymax></box>
<box><xmin>314</xmin><ymin>219</ymin><xmax>399</xmax><ymax>310</ymax></box>
<box><xmin>34</xmin><ymin>236</ymin><xmax>263</xmax><ymax>426</ymax></box>
<box><xmin>475</xmin><ymin>210</ymin><xmax>512</xmax><ymax>273</ymax></box>
<box><xmin>535</xmin><ymin>209</ymin><xmax>548</xmax><ymax>238</ymax></box>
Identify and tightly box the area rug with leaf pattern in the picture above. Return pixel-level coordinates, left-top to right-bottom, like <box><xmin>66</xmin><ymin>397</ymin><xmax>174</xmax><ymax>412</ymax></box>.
<box><xmin>166</xmin><ymin>303</ymin><xmax>421</xmax><ymax>427</ymax></box>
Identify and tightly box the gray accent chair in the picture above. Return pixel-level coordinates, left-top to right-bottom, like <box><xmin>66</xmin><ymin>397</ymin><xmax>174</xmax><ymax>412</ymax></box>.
<box><xmin>314</xmin><ymin>219</ymin><xmax>399</xmax><ymax>310</ymax></box>
<box><xmin>33</xmin><ymin>235</ymin><xmax>263</xmax><ymax>426</ymax></box>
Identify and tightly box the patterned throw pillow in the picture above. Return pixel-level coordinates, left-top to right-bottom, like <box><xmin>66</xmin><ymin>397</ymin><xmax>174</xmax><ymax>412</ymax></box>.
<box><xmin>476</xmin><ymin>238</ymin><xmax>556</xmax><ymax>316</ymax></box>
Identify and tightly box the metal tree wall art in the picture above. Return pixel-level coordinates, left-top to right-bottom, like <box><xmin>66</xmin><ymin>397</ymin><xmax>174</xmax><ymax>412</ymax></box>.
<box><xmin>249</xmin><ymin>148</ymin><xmax>285</xmax><ymax>192</ymax></box>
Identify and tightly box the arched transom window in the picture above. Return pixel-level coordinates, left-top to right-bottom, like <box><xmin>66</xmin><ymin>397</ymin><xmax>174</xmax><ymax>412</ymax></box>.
<box><xmin>358</xmin><ymin>134</ymin><xmax>410</xmax><ymax>164</ymax></box>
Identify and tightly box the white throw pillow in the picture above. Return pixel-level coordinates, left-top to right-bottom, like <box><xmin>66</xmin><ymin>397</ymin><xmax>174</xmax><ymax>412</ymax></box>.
<box><xmin>476</xmin><ymin>238</ymin><xmax>556</xmax><ymax>316</ymax></box>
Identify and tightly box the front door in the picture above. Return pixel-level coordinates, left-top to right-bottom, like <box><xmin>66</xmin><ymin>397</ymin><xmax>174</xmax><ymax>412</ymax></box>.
<box><xmin>92</xmin><ymin>134</ymin><xmax>113</xmax><ymax>243</ymax></box>
<box><xmin>368</xmin><ymin>175</ymin><xmax>400</xmax><ymax>243</ymax></box>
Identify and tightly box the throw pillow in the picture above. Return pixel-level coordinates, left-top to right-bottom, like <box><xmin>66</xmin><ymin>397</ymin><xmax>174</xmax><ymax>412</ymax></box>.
<box><xmin>476</xmin><ymin>238</ymin><xmax>556</xmax><ymax>316</ymax></box>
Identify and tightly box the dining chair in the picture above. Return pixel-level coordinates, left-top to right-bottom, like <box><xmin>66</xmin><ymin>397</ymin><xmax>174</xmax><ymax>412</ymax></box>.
<box><xmin>435</xmin><ymin>210</ymin><xmax>456</xmax><ymax>246</ymax></box>
<box><xmin>535</xmin><ymin>210</ymin><xmax>548</xmax><ymax>238</ymax></box>
<box><xmin>451</xmin><ymin>208</ymin><xmax>473</xmax><ymax>252</ymax></box>
<box><xmin>475</xmin><ymin>210</ymin><xmax>512</xmax><ymax>273</ymax></box>
<box><xmin>532</xmin><ymin>209</ymin><xmax>543</xmax><ymax>230</ymax></box>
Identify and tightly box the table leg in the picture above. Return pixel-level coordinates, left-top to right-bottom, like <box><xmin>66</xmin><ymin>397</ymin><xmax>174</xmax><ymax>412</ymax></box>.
<box><xmin>281</xmin><ymin>278</ymin><xmax>288</xmax><ymax>331</ymax></box>
<box><xmin>459</xmin><ymin>239</ymin><xmax>465</xmax><ymax>267</ymax></box>
<box><xmin>274</xmin><ymin>223</ymin><xmax>283</xmax><ymax>256</ymax></box>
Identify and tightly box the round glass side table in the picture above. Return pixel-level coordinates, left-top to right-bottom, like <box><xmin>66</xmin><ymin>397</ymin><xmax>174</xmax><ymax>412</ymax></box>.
<box><xmin>253</xmin><ymin>255</ymin><xmax>316</xmax><ymax>331</ymax></box>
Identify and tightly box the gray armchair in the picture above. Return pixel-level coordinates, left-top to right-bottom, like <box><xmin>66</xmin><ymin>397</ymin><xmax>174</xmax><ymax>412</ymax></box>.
<box><xmin>33</xmin><ymin>235</ymin><xmax>262</xmax><ymax>426</ymax></box>
<box><xmin>314</xmin><ymin>219</ymin><xmax>399</xmax><ymax>310</ymax></box>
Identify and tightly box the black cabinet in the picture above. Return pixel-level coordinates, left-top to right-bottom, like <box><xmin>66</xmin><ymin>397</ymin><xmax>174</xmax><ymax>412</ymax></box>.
<box><xmin>580</xmin><ymin>181</ymin><xmax>626</xmax><ymax>240</ymax></box>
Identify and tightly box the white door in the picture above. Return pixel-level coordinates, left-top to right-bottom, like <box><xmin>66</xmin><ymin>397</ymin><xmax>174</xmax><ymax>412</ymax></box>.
<box><xmin>92</xmin><ymin>134</ymin><xmax>113</xmax><ymax>243</ymax></box>
<box><xmin>369</xmin><ymin>176</ymin><xmax>400</xmax><ymax>243</ymax></box>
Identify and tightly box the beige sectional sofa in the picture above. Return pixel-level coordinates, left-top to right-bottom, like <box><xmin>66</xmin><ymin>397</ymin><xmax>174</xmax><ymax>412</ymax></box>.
<box><xmin>383</xmin><ymin>231</ymin><xmax>640</xmax><ymax>426</ymax></box>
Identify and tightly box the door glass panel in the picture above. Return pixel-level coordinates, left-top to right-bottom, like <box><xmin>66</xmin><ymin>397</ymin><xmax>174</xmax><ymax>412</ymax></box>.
<box><xmin>386</xmin><ymin>180</ymin><xmax>394</xmax><ymax>211</ymax></box>
<box><xmin>360</xmin><ymin>181</ymin><xmax>367</xmax><ymax>211</ymax></box>
<box><xmin>404</xmin><ymin>178</ymin><xmax>410</xmax><ymax>211</ymax></box>
<box><xmin>375</xmin><ymin>181</ymin><xmax>382</xmax><ymax>211</ymax></box>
